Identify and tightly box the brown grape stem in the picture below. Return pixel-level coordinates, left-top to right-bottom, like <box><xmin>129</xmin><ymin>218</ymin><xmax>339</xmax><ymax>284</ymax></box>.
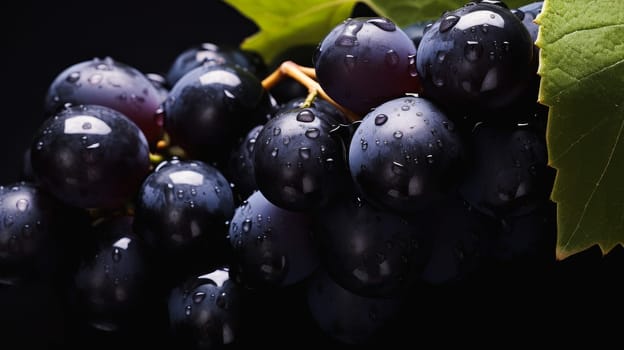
<box><xmin>261</xmin><ymin>61</ymin><xmax>360</xmax><ymax>122</ymax></box>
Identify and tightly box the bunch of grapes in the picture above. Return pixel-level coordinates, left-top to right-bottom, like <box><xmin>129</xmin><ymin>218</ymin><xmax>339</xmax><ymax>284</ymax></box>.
<box><xmin>1</xmin><ymin>1</ymin><xmax>555</xmax><ymax>348</ymax></box>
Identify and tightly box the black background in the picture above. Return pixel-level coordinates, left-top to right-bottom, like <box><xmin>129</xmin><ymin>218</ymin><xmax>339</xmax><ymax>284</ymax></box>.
<box><xmin>0</xmin><ymin>0</ymin><xmax>622</xmax><ymax>347</ymax></box>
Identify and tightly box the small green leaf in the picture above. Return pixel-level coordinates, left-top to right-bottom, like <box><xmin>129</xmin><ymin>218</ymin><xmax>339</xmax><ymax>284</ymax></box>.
<box><xmin>536</xmin><ymin>0</ymin><xmax>624</xmax><ymax>259</ymax></box>
<box><xmin>223</xmin><ymin>0</ymin><xmax>529</xmax><ymax>64</ymax></box>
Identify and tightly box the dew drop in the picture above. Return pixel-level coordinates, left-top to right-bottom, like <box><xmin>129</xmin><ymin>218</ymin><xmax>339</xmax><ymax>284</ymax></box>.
<box><xmin>216</xmin><ymin>292</ymin><xmax>229</xmax><ymax>309</ymax></box>
<box><xmin>385</xmin><ymin>50</ymin><xmax>399</xmax><ymax>67</ymax></box>
<box><xmin>299</xmin><ymin>147</ymin><xmax>311</xmax><ymax>160</ymax></box>
<box><xmin>192</xmin><ymin>291</ymin><xmax>206</xmax><ymax>304</ymax></box>
<box><xmin>112</xmin><ymin>248</ymin><xmax>121</xmax><ymax>262</ymax></box>
<box><xmin>426</xmin><ymin>154</ymin><xmax>434</xmax><ymax>164</ymax></box>
<box><xmin>344</xmin><ymin>54</ymin><xmax>356</xmax><ymax>71</ymax></box>
<box><xmin>185</xmin><ymin>305</ymin><xmax>192</xmax><ymax>316</ymax></box>
<box><xmin>305</xmin><ymin>128</ymin><xmax>320</xmax><ymax>139</ymax></box>
<box><xmin>297</xmin><ymin>109</ymin><xmax>315</xmax><ymax>122</ymax></box>
<box><xmin>464</xmin><ymin>41</ymin><xmax>483</xmax><ymax>62</ymax></box>
<box><xmin>89</xmin><ymin>74</ymin><xmax>103</xmax><ymax>85</ymax></box>
<box><xmin>246</xmin><ymin>138</ymin><xmax>256</xmax><ymax>153</ymax></box>
<box><xmin>436</xmin><ymin>51</ymin><xmax>446</xmax><ymax>62</ymax></box>
<box><xmin>439</xmin><ymin>15</ymin><xmax>460</xmax><ymax>33</ymax></box>
<box><xmin>393</xmin><ymin>131</ymin><xmax>403</xmax><ymax>139</ymax></box>
<box><xmin>374</xmin><ymin>114</ymin><xmax>388</xmax><ymax>126</ymax></box>
<box><xmin>367</xmin><ymin>17</ymin><xmax>396</xmax><ymax>31</ymax></box>
<box><xmin>392</xmin><ymin>161</ymin><xmax>406</xmax><ymax>175</ymax></box>
<box><xmin>273</xmin><ymin>128</ymin><xmax>281</xmax><ymax>136</ymax></box>
<box><xmin>282</xmin><ymin>136</ymin><xmax>290</xmax><ymax>145</ymax></box>
<box><xmin>401</xmin><ymin>105</ymin><xmax>410</xmax><ymax>111</ymax></box>
<box><xmin>360</xmin><ymin>140</ymin><xmax>368</xmax><ymax>150</ymax></box>
<box><xmin>242</xmin><ymin>219</ymin><xmax>252</xmax><ymax>233</ymax></box>
<box><xmin>66</xmin><ymin>72</ymin><xmax>81</xmax><ymax>83</ymax></box>
<box><xmin>16</xmin><ymin>199</ymin><xmax>29</xmax><ymax>212</ymax></box>
<box><xmin>271</xmin><ymin>148</ymin><xmax>279</xmax><ymax>158</ymax></box>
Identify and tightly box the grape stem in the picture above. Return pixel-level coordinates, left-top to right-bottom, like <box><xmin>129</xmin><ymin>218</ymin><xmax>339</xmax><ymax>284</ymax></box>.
<box><xmin>261</xmin><ymin>61</ymin><xmax>359</xmax><ymax>122</ymax></box>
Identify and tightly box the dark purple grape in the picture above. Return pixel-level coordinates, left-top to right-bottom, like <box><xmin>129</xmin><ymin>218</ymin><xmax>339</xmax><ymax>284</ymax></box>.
<box><xmin>314</xmin><ymin>17</ymin><xmax>420</xmax><ymax>115</ymax></box>
<box><xmin>30</xmin><ymin>105</ymin><xmax>150</xmax><ymax>209</ymax></box>
<box><xmin>44</xmin><ymin>57</ymin><xmax>163</xmax><ymax>147</ymax></box>
<box><xmin>421</xmin><ymin>197</ymin><xmax>496</xmax><ymax>285</ymax></box>
<box><xmin>254</xmin><ymin>106</ymin><xmax>350</xmax><ymax>211</ymax></box>
<box><xmin>228</xmin><ymin>191</ymin><xmax>319</xmax><ymax>288</ymax></box>
<box><xmin>163</xmin><ymin>64</ymin><xmax>272</xmax><ymax>163</ymax></box>
<box><xmin>168</xmin><ymin>268</ymin><xmax>241</xmax><ymax>349</ymax></box>
<box><xmin>134</xmin><ymin>159</ymin><xmax>235</xmax><ymax>282</ymax></box>
<box><xmin>490</xmin><ymin>200</ymin><xmax>556</xmax><ymax>264</ymax></box>
<box><xmin>514</xmin><ymin>1</ymin><xmax>543</xmax><ymax>43</ymax></box>
<box><xmin>0</xmin><ymin>182</ymin><xmax>59</xmax><ymax>286</ymax></box>
<box><xmin>307</xmin><ymin>269</ymin><xmax>401</xmax><ymax>345</ymax></box>
<box><xmin>72</xmin><ymin>216</ymin><xmax>152</xmax><ymax>332</ymax></box>
<box><xmin>314</xmin><ymin>189</ymin><xmax>430</xmax><ymax>297</ymax></box>
<box><xmin>402</xmin><ymin>20</ymin><xmax>434</xmax><ymax>49</ymax></box>
<box><xmin>227</xmin><ymin>125</ymin><xmax>264</xmax><ymax>200</ymax></box>
<box><xmin>459</xmin><ymin>122</ymin><xmax>552</xmax><ymax>218</ymax></box>
<box><xmin>165</xmin><ymin>42</ymin><xmax>266</xmax><ymax>86</ymax></box>
<box><xmin>348</xmin><ymin>96</ymin><xmax>464</xmax><ymax>213</ymax></box>
<box><xmin>416</xmin><ymin>2</ymin><xmax>534</xmax><ymax>113</ymax></box>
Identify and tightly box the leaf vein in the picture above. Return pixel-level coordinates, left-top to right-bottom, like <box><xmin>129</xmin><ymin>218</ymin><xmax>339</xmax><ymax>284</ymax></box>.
<box><xmin>549</xmin><ymin>57</ymin><xmax>624</xmax><ymax>102</ymax></box>
<box><xmin>547</xmin><ymin>23</ymin><xmax>624</xmax><ymax>46</ymax></box>
<box><xmin>561</xmin><ymin>110</ymin><xmax>624</xmax><ymax>252</ymax></box>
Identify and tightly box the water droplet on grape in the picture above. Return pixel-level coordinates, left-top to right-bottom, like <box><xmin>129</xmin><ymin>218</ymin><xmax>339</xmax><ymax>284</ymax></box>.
<box><xmin>15</xmin><ymin>199</ymin><xmax>29</xmax><ymax>212</ymax></box>
<box><xmin>367</xmin><ymin>17</ymin><xmax>396</xmax><ymax>31</ymax></box>
<box><xmin>297</xmin><ymin>110</ymin><xmax>315</xmax><ymax>122</ymax></box>
<box><xmin>299</xmin><ymin>147</ymin><xmax>311</xmax><ymax>160</ymax></box>
<box><xmin>185</xmin><ymin>305</ymin><xmax>192</xmax><ymax>316</ymax></box>
<box><xmin>112</xmin><ymin>247</ymin><xmax>121</xmax><ymax>262</ymax></box>
<box><xmin>344</xmin><ymin>54</ymin><xmax>356</xmax><ymax>71</ymax></box>
<box><xmin>66</xmin><ymin>72</ymin><xmax>81</xmax><ymax>83</ymax></box>
<box><xmin>192</xmin><ymin>291</ymin><xmax>206</xmax><ymax>304</ymax></box>
<box><xmin>273</xmin><ymin>128</ymin><xmax>281</xmax><ymax>136</ymax></box>
<box><xmin>246</xmin><ymin>138</ymin><xmax>256</xmax><ymax>152</ymax></box>
<box><xmin>242</xmin><ymin>219</ymin><xmax>252</xmax><ymax>233</ymax></box>
<box><xmin>464</xmin><ymin>41</ymin><xmax>483</xmax><ymax>61</ymax></box>
<box><xmin>271</xmin><ymin>148</ymin><xmax>279</xmax><ymax>158</ymax></box>
<box><xmin>392</xmin><ymin>161</ymin><xmax>406</xmax><ymax>174</ymax></box>
<box><xmin>439</xmin><ymin>15</ymin><xmax>460</xmax><ymax>33</ymax></box>
<box><xmin>426</xmin><ymin>154</ymin><xmax>434</xmax><ymax>164</ymax></box>
<box><xmin>401</xmin><ymin>105</ymin><xmax>410</xmax><ymax>111</ymax></box>
<box><xmin>89</xmin><ymin>74</ymin><xmax>103</xmax><ymax>85</ymax></box>
<box><xmin>374</xmin><ymin>114</ymin><xmax>388</xmax><ymax>126</ymax></box>
<box><xmin>393</xmin><ymin>131</ymin><xmax>403</xmax><ymax>139</ymax></box>
<box><xmin>216</xmin><ymin>292</ymin><xmax>229</xmax><ymax>309</ymax></box>
<box><xmin>385</xmin><ymin>50</ymin><xmax>399</xmax><ymax>67</ymax></box>
<box><xmin>305</xmin><ymin>128</ymin><xmax>320</xmax><ymax>139</ymax></box>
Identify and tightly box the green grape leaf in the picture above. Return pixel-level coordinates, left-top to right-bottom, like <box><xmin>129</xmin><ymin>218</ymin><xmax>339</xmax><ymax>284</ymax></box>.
<box><xmin>536</xmin><ymin>0</ymin><xmax>624</xmax><ymax>259</ymax></box>
<box><xmin>223</xmin><ymin>0</ymin><xmax>528</xmax><ymax>64</ymax></box>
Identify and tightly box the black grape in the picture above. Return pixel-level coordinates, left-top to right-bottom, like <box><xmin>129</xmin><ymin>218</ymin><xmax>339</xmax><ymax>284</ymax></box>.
<box><xmin>276</xmin><ymin>97</ymin><xmax>349</xmax><ymax>126</ymax></box>
<box><xmin>254</xmin><ymin>105</ymin><xmax>350</xmax><ymax>211</ymax></box>
<box><xmin>306</xmin><ymin>269</ymin><xmax>401</xmax><ymax>345</ymax></box>
<box><xmin>314</xmin><ymin>17</ymin><xmax>420</xmax><ymax>115</ymax></box>
<box><xmin>166</xmin><ymin>42</ymin><xmax>266</xmax><ymax>86</ymax></box>
<box><xmin>421</xmin><ymin>197</ymin><xmax>497</xmax><ymax>285</ymax></box>
<box><xmin>314</xmin><ymin>189</ymin><xmax>430</xmax><ymax>297</ymax></box>
<box><xmin>227</xmin><ymin>125</ymin><xmax>264</xmax><ymax>200</ymax></box>
<box><xmin>228</xmin><ymin>191</ymin><xmax>319</xmax><ymax>288</ymax></box>
<box><xmin>168</xmin><ymin>268</ymin><xmax>241</xmax><ymax>349</ymax></box>
<box><xmin>513</xmin><ymin>1</ymin><xmax>543</xmax><ymax>43</ymax></box>
<box><xmin>416</xmin><ymin>2</ymin><xmax>535</xmax><ymax>113</ymax></box>
<box><xmin>459</xmin><ymin>121</ymin><xmax>552</xmax><ymax>218</ymax></box>
<box><xmin>163</xmin><ymin>64</ymin><xmax>272</xmax><ymax>164</ymax></box>
<box><xmin>30</xmin><ymin>105</ymin><xmax>151</xmax><ymax>209</ymax></box>
<box><xmin>146</xmin><ymin>73</ymin><xmax>170</xmax><ymax>104</ymax></box>
<box><xmin>0</xmin><ymin>182</ymin><xmax>61</xmax><ymax>286</ymax></box>
<box><xmin>72</xmin><ymin>216</ymin><xmax>153</xmax><ymax>333</ymax></box>
<box><xmin>44</xmin><ymin>57</ymin><xmax>164</xmax><ymax>147</ymax></box>
<box><xmin>348</xmin><ymin>96</ymin><xmax>464</xmax><ymax>213</ymax></box>
<box><xmin>134</xmin><ymin>159</ymin><xmax>235</xmax><ymax>283</ymax></box>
